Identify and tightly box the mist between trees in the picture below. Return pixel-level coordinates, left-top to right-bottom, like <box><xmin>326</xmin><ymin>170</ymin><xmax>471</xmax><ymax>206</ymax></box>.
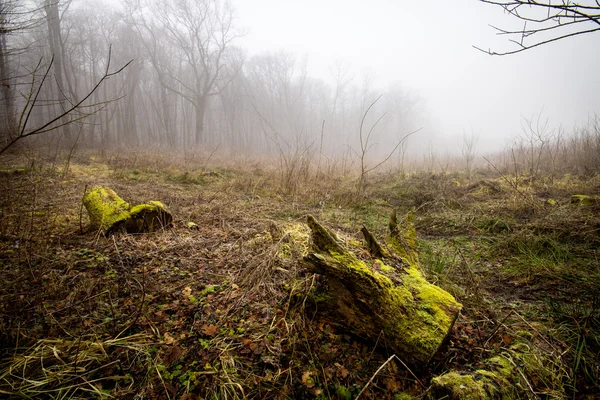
<box><xmin>0</xmin><ymin>0</ymin><xmax>423</xmax><ymax>161</ymax></box>
<box><xmin>1</xmin><ymin>0</ymin><xmax>599</xmax><ymax>178</ymax></box>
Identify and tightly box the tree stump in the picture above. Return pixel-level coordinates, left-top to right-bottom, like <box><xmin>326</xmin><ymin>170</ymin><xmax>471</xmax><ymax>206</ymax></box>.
<box><xmin>571</xmin><ymin>194</ymin><xmax>599</xmax><ymax>206</ymax></box>
<box><xmin>302</xmin><ymin>213</ymin><xmax>461</xmax><ymax>366</ymax></box>
<box><xmin>83</xmin><ymin>186</ymin><xmax>172</xmax><ymax>234</ymax></box>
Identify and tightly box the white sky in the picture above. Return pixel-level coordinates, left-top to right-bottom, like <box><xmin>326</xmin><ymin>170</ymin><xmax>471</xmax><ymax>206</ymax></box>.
<box><xmin>230</xmin><ymin>0</ymin><xmax>600</xmax><ymax>153</ymax></box>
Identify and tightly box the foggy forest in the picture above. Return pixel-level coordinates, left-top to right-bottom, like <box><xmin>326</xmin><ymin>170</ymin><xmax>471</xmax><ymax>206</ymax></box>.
<box><xmin>0</xmin><ymin>0</ymin><xmax>599</xmax><ymax>399</ymax></box>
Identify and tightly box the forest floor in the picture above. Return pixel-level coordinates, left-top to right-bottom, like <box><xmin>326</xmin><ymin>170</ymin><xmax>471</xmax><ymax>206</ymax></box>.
<box><xmin>0</xmin><ymin>149</ymin><xmax>599</xmax><ymax>399</ymax></box>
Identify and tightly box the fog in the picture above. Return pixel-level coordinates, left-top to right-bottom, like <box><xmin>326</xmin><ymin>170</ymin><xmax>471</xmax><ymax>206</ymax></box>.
<box><xmin>1</xmin><ymin>0</ymin><xmax>599</xmax><ymax>161</ymax></box>
<box><xmin>231</xmin><ymin>0</ymin><xmax>600</xmax><ymax>153</ymax></box>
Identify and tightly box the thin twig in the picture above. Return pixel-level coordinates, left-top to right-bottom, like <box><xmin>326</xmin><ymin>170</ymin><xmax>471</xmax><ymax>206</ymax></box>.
<box><xmin>355</xmin><ymin>354</ymin><xmax>424</xmax><ymax>400</ymax></box>
<box><xmin>79</xmin><ymin>184</ymin><xmax>88</xmax><ymax>234</ymax></box>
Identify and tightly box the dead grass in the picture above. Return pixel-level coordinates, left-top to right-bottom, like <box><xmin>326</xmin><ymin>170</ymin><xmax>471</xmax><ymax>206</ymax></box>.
<box><xmin>0</xmin><ymin>149</ymin><xmax>599</xmax><ymax>399</ymax></box>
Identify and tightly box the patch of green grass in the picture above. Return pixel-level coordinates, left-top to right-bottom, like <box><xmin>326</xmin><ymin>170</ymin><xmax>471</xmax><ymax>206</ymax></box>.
<box><xmin>496</xmin><ymin>233</ymin><xmax>570</xmax><ymax>278</ymax></box>
<box><xmin>112</xmin><ymin>168</ymin><xmax>153</xmax><ymax>182</ymax></box>
<box><xmin>169</xmin><ymin>171</ymin><xmax>205</xmax><ymax>185</ymax></box>
<box><xmin>418</xmin><ymin>240</ymin><xmax>455</xmax><ymax>277</ymax></box>
<box><xmin>547</xmin><ymin>296</ymin><xmax>600</xmax><ymax>394</ymax></box>
<box><xmin>347</xmin><ymin>199</ymin><xmax>391</xmax><ymax>233</ymax></box>
<box><xmin>478</xmin><ymin>217</ymin><xmax>511</xmax><ymax>233</ymax></box>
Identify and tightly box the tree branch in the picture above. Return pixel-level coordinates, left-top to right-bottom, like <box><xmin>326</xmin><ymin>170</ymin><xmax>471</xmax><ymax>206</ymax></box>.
<box><xmin>0</xmin><ymin>46</ymin><xmax>131</xmax><ymax>156</ymax></box>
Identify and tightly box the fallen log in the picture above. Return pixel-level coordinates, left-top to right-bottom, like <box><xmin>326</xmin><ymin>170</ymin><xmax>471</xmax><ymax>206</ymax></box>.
<box><xmin>302</xmin><ymin>213</ymin><xmax>461</xmax><ymax>366</ymax></box>
<box><xmin>571</xmin><ymin>194</ymin><xmax>599</xmax><ymax>206</ymax></box>
<box><xmin>429</xmin><ymin>340</ymin><xmax>565</xmax><ymax>399</ymax></box>
<box><xmin>83</xmin><ymin>186</ymin><xmax>172</xmax><ymax>234</ymax></box>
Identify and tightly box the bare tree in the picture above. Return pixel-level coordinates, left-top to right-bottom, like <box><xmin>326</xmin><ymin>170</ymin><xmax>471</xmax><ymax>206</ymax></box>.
<box><xmin>477</xmin><ymin>0</ymin><xmax>600</xmax><ymax>55</ymax></box>
<box><xmin>128</xmin><ymin>0</ymin><xmax>241</xmax><ymax>146</ymax></box>
<box><xmin>355</xmin><ymin>94</ymin><xmax>420</xmax><ymax>192</ymax></box>
<box><xmin>44</xmin><ymin>0</ymin><xmax>75</xmax><ymax>143</ymax></box>
<box><xmin>461</xmin><ymin>131</ymin><xmax>479</xmax><ymax>181</ymax></box>
<box><xmin>0</xmin><ymin>0</ymin><xmax>45</xmax><ymax>142</ymax></box>
<box><xmin>0</xmin><ymin>0</ymin><xmax>17</xmax><ymax>137</ymax></box>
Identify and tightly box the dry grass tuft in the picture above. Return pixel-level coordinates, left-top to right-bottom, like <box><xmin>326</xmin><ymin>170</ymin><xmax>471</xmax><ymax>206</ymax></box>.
<box><xmin>0</xmin><ymin>334</ymin><xmax>153</xmax><ymax>399</ymax></box>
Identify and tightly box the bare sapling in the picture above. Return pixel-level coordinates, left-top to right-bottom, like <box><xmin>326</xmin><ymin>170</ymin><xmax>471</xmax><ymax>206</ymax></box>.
<box><xmin>461</xmin><ymin>131</ymin><xmax>479</xmax><ymax>181</ymax></box>
<box><xmin>354</xmin><ymin>94</ymin><xmax>421</xmax><ymax>193</ymax></box>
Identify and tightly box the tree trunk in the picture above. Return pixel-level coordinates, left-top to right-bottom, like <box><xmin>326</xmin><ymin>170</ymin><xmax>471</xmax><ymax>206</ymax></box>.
<box><xmin>45</xmin><ymin>0</ymin><xmax>72</xmax><ymax>144</ymax></box>
<box><xmin>302</xmin><ymin>213</ymin><xmax>461</xmax><ymax>366</ymax></box>
<box><xmin>194</xmin><ymin>96</ymin><xmax>206</xmax><ymax>146</ymax></box>
<box><xmin>0</xmin><ymin>28</ymin><xmax>15</xmax><ymax>140</ymax></box>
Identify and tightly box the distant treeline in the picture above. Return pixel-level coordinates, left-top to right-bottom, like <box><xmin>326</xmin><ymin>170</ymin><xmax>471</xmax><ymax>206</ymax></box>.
<box><xmin>0</xmin><ymin>0</ymin><xmax>420</xmax><ymax>158</ymax></box>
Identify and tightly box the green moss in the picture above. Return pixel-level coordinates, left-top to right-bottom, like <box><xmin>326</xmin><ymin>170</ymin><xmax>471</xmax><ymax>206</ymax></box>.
<box><xmin>82</xmin><ymin>186</ymin><xmax>171</xmax><ymax>234</ymax></box>
<box><xmin>304</xmin><ymin>214</ymin><xmax>462</xmax><ymax>365</ymax></box>
<box><xmin>431</xmin><ymin>350</ymin><xmax>545</xmax><ymax>399</ymax></box>
<box><xmin>411</xmin><ymin>275</ymin><xmax>459</xmax><ymax>326</ymax></box>
<box><xmin>170</xmin><ymin>171</ymin><xmax>205</xmax><ymax>185</ymax></box>
<box><xmin>482</xmin><ymin>354</ymin><xmax>513</xmax><ymax>377</ymax></box>
<box><xmin>387</xmin><ymin>210</ymin><xmax>419</xmax><ymax>264</ymax></box>
<box><xmin>0</xmin><ymin>168</ymin><xmax>27</xmax><ymax>176</ymax></box>
<box><xmin>83</xmin><ymin>186</ymin><xmax>131</xmax><ymax>232</ymax></box>
<box><xmin>127</xmin><ymin>201</ymin><xmax>172</xmax><ymax>233</ymax></box>
<box><xmin>388</xmin><ymin>272</ymin><xmax>460</xmax><ymax>361</ymax></box>
<box><xmin>311</xmin><ymin>288</ymin><xmax>331</xmax><ymax>304</ymax></box>
<box><xmin>200</xmin><ymin>285</ymin><xmax>217</xmax><ymax>297</ymax></box>
<box><xmin>307</xmin><ymin>215</ymin><xmax>345</xmax><ymax>254</ymax></box>
<box><xmin>430</xmin><ymin>372</ymin><xmax>492</xmax><ymax>399</ymax></box>
<box><xmin>329</xmin><ymin>249</ymin><xmax>394</xmax><ymax>289</ymax></box>
<box><xmin>329</xmin><ymin>248</ymin><xmax>460</xmax><ymax>363</ymax></box>
<box><xmin>377</xmin><ymin>259</ymin><xmax>395</xmax><ymax>274</ymax></box>
<box><xmin>336</xmin><ymin>385</ymin><xmax>352</xmax><ymax>400</ymax></box>
<box><xmin>571</xmin><ymin>194</ymin><xmax>598</xmax><ymax>206</ymax></box>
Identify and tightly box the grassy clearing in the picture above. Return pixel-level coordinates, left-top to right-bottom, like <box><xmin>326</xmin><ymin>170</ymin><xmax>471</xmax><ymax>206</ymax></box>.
<box><xmin>0</xmin><ymin>149</ymin><xmax>599</xmax><ymax>399</ymax></box>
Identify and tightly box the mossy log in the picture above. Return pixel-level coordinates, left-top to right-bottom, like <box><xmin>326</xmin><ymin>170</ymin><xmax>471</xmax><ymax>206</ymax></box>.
<box><xmin>83</xmin><ymin>186</ymin><xmax>172</xmax><ymax>234</ymax></box>
<box><xmin>430</xmin><ymin>355</ymin><xmax>514</xmax><ymax>399</ymax></box>
<box><xmin>571</xmin><ymin>194</ymin><xmax>599</xmax><ymax>206</ymax></box>
<box><xmin>429</xmin><ymin>340</ymin><xmax>562</xmax><ymax>400</ymax></box>
<box><xmin>302</xmin><ymin>213</ymin><xmax>461</xmax><ymax>366</ymax></box>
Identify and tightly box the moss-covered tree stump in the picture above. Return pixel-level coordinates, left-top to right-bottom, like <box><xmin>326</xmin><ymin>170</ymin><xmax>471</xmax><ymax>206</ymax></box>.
<box><xmin>302</xmin><ymin>213</ymin><xmax>461</xmax><ymax>366</ymax></box>
<box><xmin>83</xmin><ymin>186</ymin><xmax>172</xmax><ymax>234</ymax></box>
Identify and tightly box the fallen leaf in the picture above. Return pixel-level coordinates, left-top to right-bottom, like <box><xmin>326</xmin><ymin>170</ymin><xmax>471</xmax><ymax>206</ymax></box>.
<box><xmin>164</xmin><ymin>345</ymin><xmax>184</xmax><ymax>367</ymax></box>
<box><xmin>201</xmin><ymin>324</ymin><xmax>217</xmax><ymax>336</ymax></box>
<box><xmin>335</xmin><ymin>363</ymin><xmax>350</xmax><ymax>378</ymax></box>
<box><xmin>182</xmin><ymin>286</ymin><xmax>192</xmax><ymax>297</ymax></box>
<box><xmin>340</xmin><ymin>366</ymin><xmax>349</xmax><ymax>379</ymax></box>
<box><xmin>163</xmin><ymin>332</ymin><xmax>176</xmax><ymax>344</ymax></box>
<box><xmin>383</xmin><ymin>377</ymin><xmax>401</xmax><ymax>392</ymax></box>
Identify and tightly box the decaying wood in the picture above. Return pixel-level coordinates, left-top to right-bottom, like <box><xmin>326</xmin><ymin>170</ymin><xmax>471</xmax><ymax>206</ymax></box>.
<box><xmin>83</xmin><ymin>186</ymin><xmax>172</xmax><ymax>234</ymax></box>
<box><xmin>303</xmin><ymin>213</ymin><xmax>461</xmax><ymax>366</ymax></box>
